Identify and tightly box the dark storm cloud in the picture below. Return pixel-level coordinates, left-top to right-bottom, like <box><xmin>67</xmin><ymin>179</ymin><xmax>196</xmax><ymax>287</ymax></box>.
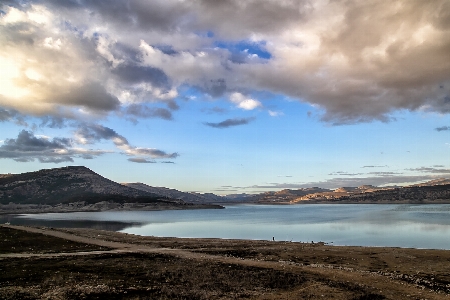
<box><xmin>0</xmin><ymin>130</ymin><xmax>106</xmax><ymax>163</ymax></box>
<box><xmin>204</xmin><ymin>117</ymin><xmax>255</xmax><ymax>128</ymax></box>
<box><xmin>125</xmin><ymin>104</ymin><xmax>173</xmax><ymax>120</ymax></box>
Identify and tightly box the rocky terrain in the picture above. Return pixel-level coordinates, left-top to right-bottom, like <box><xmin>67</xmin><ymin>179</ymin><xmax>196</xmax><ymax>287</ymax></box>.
<box><xmin>0</xmin><ymin>166</ymin><xmax>160</xmax><ymax>204</ymax></box>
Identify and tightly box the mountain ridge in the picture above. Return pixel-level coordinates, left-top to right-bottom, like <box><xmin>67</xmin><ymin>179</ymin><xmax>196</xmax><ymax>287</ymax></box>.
<box><xmin>0</xmin><ymin>166</ymin><xmax>160</xmax><ymax>205</ymax></box>
<box><xmin>0</xmin><ymin>166</ymin><xmax>224</xmax><ymax>213</ymax></box>
<box><xmin>1</xmin><ymin>167</ymin><xmax>450</xmax><ymax>206</ymax></box>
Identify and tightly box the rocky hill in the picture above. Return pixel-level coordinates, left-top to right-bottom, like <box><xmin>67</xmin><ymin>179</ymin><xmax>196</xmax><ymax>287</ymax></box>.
<box><xmin>0</xmin><ymin>166</ymin><xmax>164</xmax><ymax>205</ymax></box>
<box><xmin>245</xmin><ymin>187</ymin><xmax>332</xmax><ymax>203</ymax></box>
<box><xmin>332</xmin><ymin>184</ymin><xmax>450</xmax><ymax>203</ymax></box>
<box><xmin>235</xmin><ymin>180</ymin><xmax>450</xmax><ymax>204</ymax></box>
<box><xmin>0</xmin><ymin>167</ymin><xmax>224</xmax><ymax>213</ymax></box>
<box><xmin>122</xmin><ymin>183</ymin><xmax>221</xmax><ymax>203</ymax></box>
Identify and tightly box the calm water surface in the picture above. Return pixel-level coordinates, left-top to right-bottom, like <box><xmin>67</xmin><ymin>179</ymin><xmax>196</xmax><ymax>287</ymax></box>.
<box><xmin>2</xmin><ymin>204</ymin><xmax>450</xmax><ymax>249</ymax></box>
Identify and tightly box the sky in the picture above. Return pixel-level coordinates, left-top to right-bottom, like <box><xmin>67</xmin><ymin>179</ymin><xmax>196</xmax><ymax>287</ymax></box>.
<box><xmin>1</xmin><ymin>0</ymin><xmax>450</xmax><ymax>195</ymax></box>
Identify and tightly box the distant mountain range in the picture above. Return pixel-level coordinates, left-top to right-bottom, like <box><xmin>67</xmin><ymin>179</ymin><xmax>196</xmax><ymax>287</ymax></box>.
<box><xmin>122</xmin><ymin>183</ymin><xmax>221</xmax><ymax>203</ymax></box>
<box><xmin>123</xmin><ymin>183</ymin><xmax>240</xmax><ymax>203</ymax></box>
<box><xmin>239</xmin><ymin>180</ymin><xmax>450</xmax><ymax>204</ymax></box>
<box><xmin>1</xmin><ymin>167</ymin><xmax>450</xmax><ymax>211</ymax></box>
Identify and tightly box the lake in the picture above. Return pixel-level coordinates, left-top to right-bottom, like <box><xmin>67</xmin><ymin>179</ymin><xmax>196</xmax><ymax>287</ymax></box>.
<box><xmin>2</xmin><ymin>204</ymin><xmax>450</xmax><ymax>249</ymax></box>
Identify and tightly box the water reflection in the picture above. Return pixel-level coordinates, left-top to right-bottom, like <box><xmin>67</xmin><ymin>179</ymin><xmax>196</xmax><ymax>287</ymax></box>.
<box><xmin>0</xmin><ymin>214</ymin><xmax>140</xmax><ymax>231</ymax></box>
<box><xmin>1</xmin><ymin>204</ymin><xmax>450</xmax><ymax>249</ymax></box>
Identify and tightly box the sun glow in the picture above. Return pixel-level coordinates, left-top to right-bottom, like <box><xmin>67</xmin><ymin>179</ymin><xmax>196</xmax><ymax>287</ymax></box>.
<box><xmin>0</xmin><ymin>56</ymin><xmax>29</xmax><ymax>99</ymax></box>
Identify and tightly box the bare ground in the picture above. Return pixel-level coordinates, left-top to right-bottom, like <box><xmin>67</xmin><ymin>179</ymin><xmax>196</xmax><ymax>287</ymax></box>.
<box><xmin>1</xmin><ymin>225</ymin><xmax>449</xmax><ymax>299</ymax></box>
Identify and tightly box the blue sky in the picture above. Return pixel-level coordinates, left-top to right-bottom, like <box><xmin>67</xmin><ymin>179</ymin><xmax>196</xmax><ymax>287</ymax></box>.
<box><xmin>1</xmin><ymin>0</ymin><xmax>450</xmax><ymax>194</ymax></box>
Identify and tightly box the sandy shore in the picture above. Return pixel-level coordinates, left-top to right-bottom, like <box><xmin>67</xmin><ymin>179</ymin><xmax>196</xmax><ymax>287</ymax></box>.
<box><xmin>1</xmin><ymin>224</ymin><xmax>449</xmax><ymax>299</ymax></box>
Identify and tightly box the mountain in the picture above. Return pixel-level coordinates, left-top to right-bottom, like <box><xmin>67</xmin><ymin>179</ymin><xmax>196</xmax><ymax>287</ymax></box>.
<box><xmin>1</xmin><ymin>166</ymin><xmax>449</xmax><ymax>208</ymax></box>
<box><xmin>0</xmin><ymin>166</ymin><xmax>224</xmax><ymax>213</ymax></box>
<box><xmin>0</xmin><ymin>166</ymin><xmax>191</xmax><ymax>207</ymax></box>
<box><xmin>122</xmin><ymin>183</ymin><xmax>222</xmax><ymax>203</ymax></box>
<box><xmin>123</xmin><ymin>183</ymin><xmax>257</xmax><ymax>203</ymax></box>
<box><xmin>231</xmin><ymin>181</ymin><xmax>450</xmax><ymax>204</ymax></box>
<box><xmin>333</xmin><ymin>184</ymin><xmax>450</xmax><ymax>203</ymax></box>
<box><xmin>244</xmin><ymin>187</ymin><xmax>332</xmax><ymax>204</ymax></box>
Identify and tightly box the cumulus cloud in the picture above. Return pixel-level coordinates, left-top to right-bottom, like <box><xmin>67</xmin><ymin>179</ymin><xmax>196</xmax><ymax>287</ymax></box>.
<box><xmin>204</xmin><ymin>117</ymin><xmax>255</xmax><ymax>128</ymax></box>
<box><xmin>0</xmin><ymin>130</ymin><xmax>108</xmax><ymax>163</ymax></box>
<box><xmin>1</xmin><ymin>0</ymin><xmax>450</xmax><ymax>124</ymax></box>
<box><xmin>75</xmin><ymin>124</ymin><xmax>178</xmax><ymax>160</ymax></box>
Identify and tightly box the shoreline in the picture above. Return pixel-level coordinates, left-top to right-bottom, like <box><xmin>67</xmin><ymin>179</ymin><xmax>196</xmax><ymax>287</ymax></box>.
<box><xmin>0</xmin><ymin>201</ymin><xmax>224</xmax><ymax>215</ymax></box>
<box><xmin>3</xmin><ymin>200</ymin><xmax>450</xmax><ymax>215</ymax></box>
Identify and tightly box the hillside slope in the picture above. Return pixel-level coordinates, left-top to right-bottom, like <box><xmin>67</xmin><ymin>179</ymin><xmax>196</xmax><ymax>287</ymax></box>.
<box><xmin>334</xmin><ymin>184</ymin><xmax>450</xmax><ymax>203</ymax></box>
<box><xmin>0</xmin><ymin>166</ymin><xmax>166</xmax><ymax>205</ymax></box>
<box><xmin>123</xmin><ymin>183</ymin><xmax>215</xmax><ymax>203</ymax></box>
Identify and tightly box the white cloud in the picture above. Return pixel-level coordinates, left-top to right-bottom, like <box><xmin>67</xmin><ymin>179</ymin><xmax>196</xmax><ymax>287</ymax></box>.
<box><xmin>229</xmin><ymin>92</ymin><xmax>262</xmax><ymax>110</ymax></box>
<box><xmin>43</xmin><ymin>37</ymin><xmax>62</xmax><ymax>50</ymax></box>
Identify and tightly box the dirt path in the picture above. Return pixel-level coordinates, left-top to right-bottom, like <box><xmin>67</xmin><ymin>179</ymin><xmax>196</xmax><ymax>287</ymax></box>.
<box><xmin>2</xmin><ymin>225</ymin><xmax>449</xmax><ymax>300</ymax></box>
